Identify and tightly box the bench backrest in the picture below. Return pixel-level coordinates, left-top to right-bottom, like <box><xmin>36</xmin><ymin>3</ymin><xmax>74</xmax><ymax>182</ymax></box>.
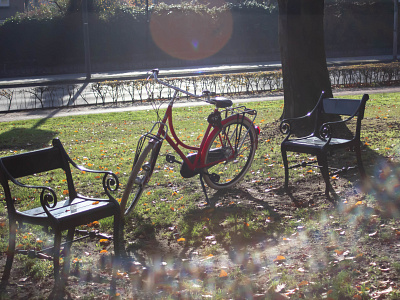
<box><xmin>0</xmin><ymin>139</ymin><xmax>77</xmax><ymax>203</ymax></box>
<box><xmin>321</xmin><ymin>94</ymin><xmax>369</xmax><ymax>119</ymax></box>
<box><xmin>1</xmin><ymin>147</ymin><xmax>65</xmax><ymax>179</ymax></box>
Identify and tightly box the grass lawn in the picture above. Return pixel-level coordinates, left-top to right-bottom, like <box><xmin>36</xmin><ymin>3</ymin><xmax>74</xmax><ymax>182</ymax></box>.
<box><xmin>0</xmin><ymin>92</ymin><xmax>400</xmax><ymax>299</ymax></box>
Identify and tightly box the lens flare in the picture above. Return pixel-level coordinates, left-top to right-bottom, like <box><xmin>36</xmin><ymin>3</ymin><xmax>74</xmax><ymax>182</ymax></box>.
<box><xmin>369</xmin><ymin>160</ymin><xmax>400</xmax><ymax>218</ymax></box>
<box><xmin>150</xmin><ymin>7</ymin><xmax>233</xmax><ymax>61</ymax></box>
<box><xmin>191</xmin><ymin>40</ymin><xmax>199</xmax><ymax>51</ymax></box>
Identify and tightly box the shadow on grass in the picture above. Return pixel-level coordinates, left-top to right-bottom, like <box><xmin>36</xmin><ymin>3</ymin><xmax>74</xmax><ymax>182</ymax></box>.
<box><xmin>283</xmin><ymin>143</ymin><xmax>390</xmax><ymax>201</ymax></box>
<box><xmin>177</xmin><ymin>188</ymin><xmax>283</xmax><ymax>256</ymax></box>
<box><xmin>0</xmin><ymin>117</ymin><xmax>58</xmax><ymax>150</ymax></box>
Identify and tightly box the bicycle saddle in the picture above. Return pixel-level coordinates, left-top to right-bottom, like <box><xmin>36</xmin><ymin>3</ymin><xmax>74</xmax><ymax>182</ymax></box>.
<box><xmin>209</xmin><ymin>97</ymin><xmax>233</xmax><ymax>108</ymax></box>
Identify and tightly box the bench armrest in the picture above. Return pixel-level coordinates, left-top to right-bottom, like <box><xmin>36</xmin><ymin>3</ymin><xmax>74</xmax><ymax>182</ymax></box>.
<box><xmin>280</xmin><ymin>92</ymin><xmax>326</xmax><ymax>139</ymax></box>
<box><xmin>70</xmin><ymin>162</ymin><xmax>120</xmax><ymax>199</ymax></box>
<box><xmin>2</xmin><ymin>169</ymin><xmax>59</xmax><ymax>219</ymax></box>
<box><xmin>280</xmin><ymin>111</ymin><xmax>315</xmax><ymax>138</ymax></box>
<box><xmin>319</xmin><ymin>111</ymin><xmax>358</xmax><ymax>142</ymax></box>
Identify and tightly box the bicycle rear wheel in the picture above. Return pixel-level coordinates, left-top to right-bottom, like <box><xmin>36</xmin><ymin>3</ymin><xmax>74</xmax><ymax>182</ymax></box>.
<box><xmin>203</xmin><ymin>116</ymin><xmax>256</xmax><ymax>190</ymax></box>
<box><xmin>120</xmin><ymin>140</ymin><xmax>161</xmax><ymax>216</ymax></box>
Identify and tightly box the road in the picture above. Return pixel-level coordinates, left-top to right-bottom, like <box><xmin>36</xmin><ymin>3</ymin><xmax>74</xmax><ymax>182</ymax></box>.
<box><xmin>0</xmin><ymin>55</ymin><xmax>394</xmax><ymax>88</ymax></box>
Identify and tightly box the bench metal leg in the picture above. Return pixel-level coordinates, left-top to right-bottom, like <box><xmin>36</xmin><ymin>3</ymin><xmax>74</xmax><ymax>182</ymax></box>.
<box><xmin>113</xmin><ymin>210</ymin><xmax>123</xmax><ymax>257</ymax></box>
<box><xmin>317</xmin><ymin>154</ymin><xmax>331</xmax><ymax>198</ymax></box>
<box><xmin>59</xmin><ymin>228</ymin><xmax>75</xmax><ymax>286</ymax></box>
<box><xmin>110</xmin><ymin>210</ymin><xmax>124</xmax><ymax>297</ymax></box>
<box><xmin>1</xmin><ymin>219</ymin><xmax>17</xmax><ymax>286</ymax></box>
<box><xmin>53</xmin><ymin>230</ymin><xmax>62</xmax><ymax>286</ymax></box>
<box><xmin>281</xmin><ymin>148</ymin><xmax>289</xmax><ymax>189</ymax></box>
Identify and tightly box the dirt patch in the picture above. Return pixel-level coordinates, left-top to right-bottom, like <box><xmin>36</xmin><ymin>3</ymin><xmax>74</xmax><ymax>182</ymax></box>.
<box><xmin>2</xmin><ymin>167</ymin><xmax>398</xmax><ymax>299</ymax></box>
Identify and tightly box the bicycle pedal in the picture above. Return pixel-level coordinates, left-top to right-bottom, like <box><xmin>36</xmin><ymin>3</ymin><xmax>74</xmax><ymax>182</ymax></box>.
<box><xmin>166</xmin><ymin>154</ymin><xmax>181</xmax><ymax>164</ymax></box>
<box><xmin>134</xmin><ymin>176</ymin><xmax>145</xmax><ymax>185</ymax></box>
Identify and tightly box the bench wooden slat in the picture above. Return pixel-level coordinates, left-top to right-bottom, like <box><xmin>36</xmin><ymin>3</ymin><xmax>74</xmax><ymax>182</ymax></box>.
<box><xmin>22</xmin><ymin>198</ymin><xmax>111</xmax><ymax>219</ymax></box>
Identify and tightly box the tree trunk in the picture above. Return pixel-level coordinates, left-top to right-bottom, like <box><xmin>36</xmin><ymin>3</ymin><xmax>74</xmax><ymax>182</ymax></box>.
<box><xmin>278</xmin><ymin>0</ymin><xmax>333</xmax><ymax>119</ymax></box>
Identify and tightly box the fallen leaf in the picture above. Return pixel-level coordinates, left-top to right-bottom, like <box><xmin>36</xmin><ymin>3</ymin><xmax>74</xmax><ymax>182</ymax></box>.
<box><xmin>219</xmin><ymin>270</ymin><xmax>228</xmax><ymax>277</ymax></box>
<box><xmin>355</xmin><ymin>253</ymin><xmax>364</xmax><ymax>261</ymax></box>
<box><xmin>274</xmin><ymin>255</ymin><xmax>286</xmax><ymax>262</ymax></box>
<box><xmin>285</xmin><ymin>288</ymin><xmax>298</xmax><ymax>296</ymax></box>
<box><xmin>298</xmin><ymin>280</ymin><xmax>309</xmax><ymax>287</ymax></box>
<box><xmin>334</xmin><ymin>249</ymin><xmax>344</xmax><ymax>255</ymax></box>
<box><xmin>99</xmin><ymin>239</ymin><xmax>110</xmax><ymax>246</ymax></box>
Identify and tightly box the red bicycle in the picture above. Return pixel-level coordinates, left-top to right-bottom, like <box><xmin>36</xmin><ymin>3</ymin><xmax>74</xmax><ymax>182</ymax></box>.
<box><xmin>120</xmin><ymin>69</ymin><xmax>259</xmax><ymax>215</ymax></box>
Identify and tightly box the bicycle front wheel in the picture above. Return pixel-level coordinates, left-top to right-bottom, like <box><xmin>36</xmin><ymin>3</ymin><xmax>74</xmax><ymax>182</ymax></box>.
<box><xmin>203</xmin><ymin>116</ymin><xmax>257</xmax><ymax>190</ymax></box>
<box><xmin>120</xmin><ymin>140</ymin><xmax>161</xmax><ymax>216</ymax></box>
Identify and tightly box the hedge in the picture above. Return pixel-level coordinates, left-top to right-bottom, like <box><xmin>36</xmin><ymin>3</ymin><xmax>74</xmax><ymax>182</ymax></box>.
<box><xmin>0</xmin><ymin>1</ymin><xmax>397</xmax><ymax>77</ymax></box>
<box><xmin>1</xmin><ymin>62</ymin><xmax>399</xmax><ymax>112</ymax></box>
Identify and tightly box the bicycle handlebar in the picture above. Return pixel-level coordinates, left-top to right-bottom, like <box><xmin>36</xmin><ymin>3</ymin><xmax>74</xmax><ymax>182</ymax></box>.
<box><xmin>149</xmin><ymin>69</ymin><xmax>214</xmax><ymax>101</ymax></box>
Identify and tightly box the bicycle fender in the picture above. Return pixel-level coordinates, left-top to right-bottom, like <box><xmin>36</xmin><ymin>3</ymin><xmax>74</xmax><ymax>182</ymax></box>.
<box><xmin>201</xmin><ymin>114</ymin><xmax>257</xmax><ymax>165</ymax></box>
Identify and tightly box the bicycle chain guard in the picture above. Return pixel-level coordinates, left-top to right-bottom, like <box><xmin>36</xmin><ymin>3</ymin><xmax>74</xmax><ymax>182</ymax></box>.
<box><xmin>180</xmin><ymin>153</ymin><xmax>200</xmax><ymax>178</ymax></box>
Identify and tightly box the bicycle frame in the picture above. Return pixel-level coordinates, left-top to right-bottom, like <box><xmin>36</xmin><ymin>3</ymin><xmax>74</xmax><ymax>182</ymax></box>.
<box><xmin>146</xmin><ymin>70</ymin><xmax>257</xmax><ymax>173</ymax></box>
<box><xmin>120</xmin><ymin>69</ymin><xmax>259</xmax><ymax>215</ymax></box>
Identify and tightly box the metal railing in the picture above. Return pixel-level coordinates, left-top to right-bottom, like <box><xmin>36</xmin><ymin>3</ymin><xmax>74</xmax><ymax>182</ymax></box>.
<box><xmin>1</xmin><ymin>63</ymin><xmax>400</xmax><ymax>112</ymax></box>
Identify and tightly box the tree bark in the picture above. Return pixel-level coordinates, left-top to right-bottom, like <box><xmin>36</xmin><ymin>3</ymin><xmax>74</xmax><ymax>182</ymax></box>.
<box><xmin>67</xmin><ymin>0</ymin><xmax>81</xmax><ymax>13</ymax></box>
<box><xmin>278</xmin><ymin>0</ymin><xmax>333</xmax><ymax>119</ymax></box>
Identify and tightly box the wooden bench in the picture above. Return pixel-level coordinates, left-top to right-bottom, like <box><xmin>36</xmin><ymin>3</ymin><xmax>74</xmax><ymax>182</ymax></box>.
<box><xmin>0</xmin><ymin>138</ymin><xmax>122</xmax><ymax>289</ymax></box>
<box><xmin>280</xmin><ymin>92</ymin><xmax>369</xmax><ymax>199</ymax></box>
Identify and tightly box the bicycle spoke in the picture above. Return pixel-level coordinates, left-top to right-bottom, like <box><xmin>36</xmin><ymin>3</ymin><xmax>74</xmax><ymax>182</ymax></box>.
<box><xmin>203</xmin><ymin>116</ymin><xmax>256</xmax><ymax>190</ymax></box>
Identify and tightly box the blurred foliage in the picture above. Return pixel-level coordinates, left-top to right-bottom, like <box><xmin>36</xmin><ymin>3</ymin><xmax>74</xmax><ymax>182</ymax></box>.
<box><xmin>0</xmin><ymin>0</ymin><xmax>395</xmax><ymax>77</ymax></box>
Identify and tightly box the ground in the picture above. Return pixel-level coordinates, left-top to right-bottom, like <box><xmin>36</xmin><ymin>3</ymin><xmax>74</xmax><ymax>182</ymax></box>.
<box><xmin>1</xmin><ymin>87</ymin><xmax>400</xmax><ymax>299</ymax></box>
<box><xmin>2</xmin><ymin>168</ymin><xmax>399</xmax><ymax>300</ymax></box>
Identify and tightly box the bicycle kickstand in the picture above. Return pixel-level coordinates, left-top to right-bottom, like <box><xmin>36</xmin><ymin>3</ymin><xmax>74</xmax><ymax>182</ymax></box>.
<box><xmin>199</xmin><ymin>173</ymin><xmax>211</xmax><ymax>206</ymax></box>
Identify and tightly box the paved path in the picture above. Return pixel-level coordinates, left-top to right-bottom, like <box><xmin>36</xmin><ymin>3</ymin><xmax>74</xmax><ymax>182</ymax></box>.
<box><xmin>1</xmin><ymin>86</ymin><xmax>400</xmax><ymax>123</ymax></box>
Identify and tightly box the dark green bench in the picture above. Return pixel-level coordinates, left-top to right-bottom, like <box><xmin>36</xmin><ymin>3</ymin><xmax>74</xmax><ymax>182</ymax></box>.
<box><xmin>0</xmin><ymin>138</ymin><xmax>122</xmax><ymax>290</ymax></box>
<box><xmin>280</xmin><ymin>92</ymin><xmax>369</xmax><ymax>199</ymax></box>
